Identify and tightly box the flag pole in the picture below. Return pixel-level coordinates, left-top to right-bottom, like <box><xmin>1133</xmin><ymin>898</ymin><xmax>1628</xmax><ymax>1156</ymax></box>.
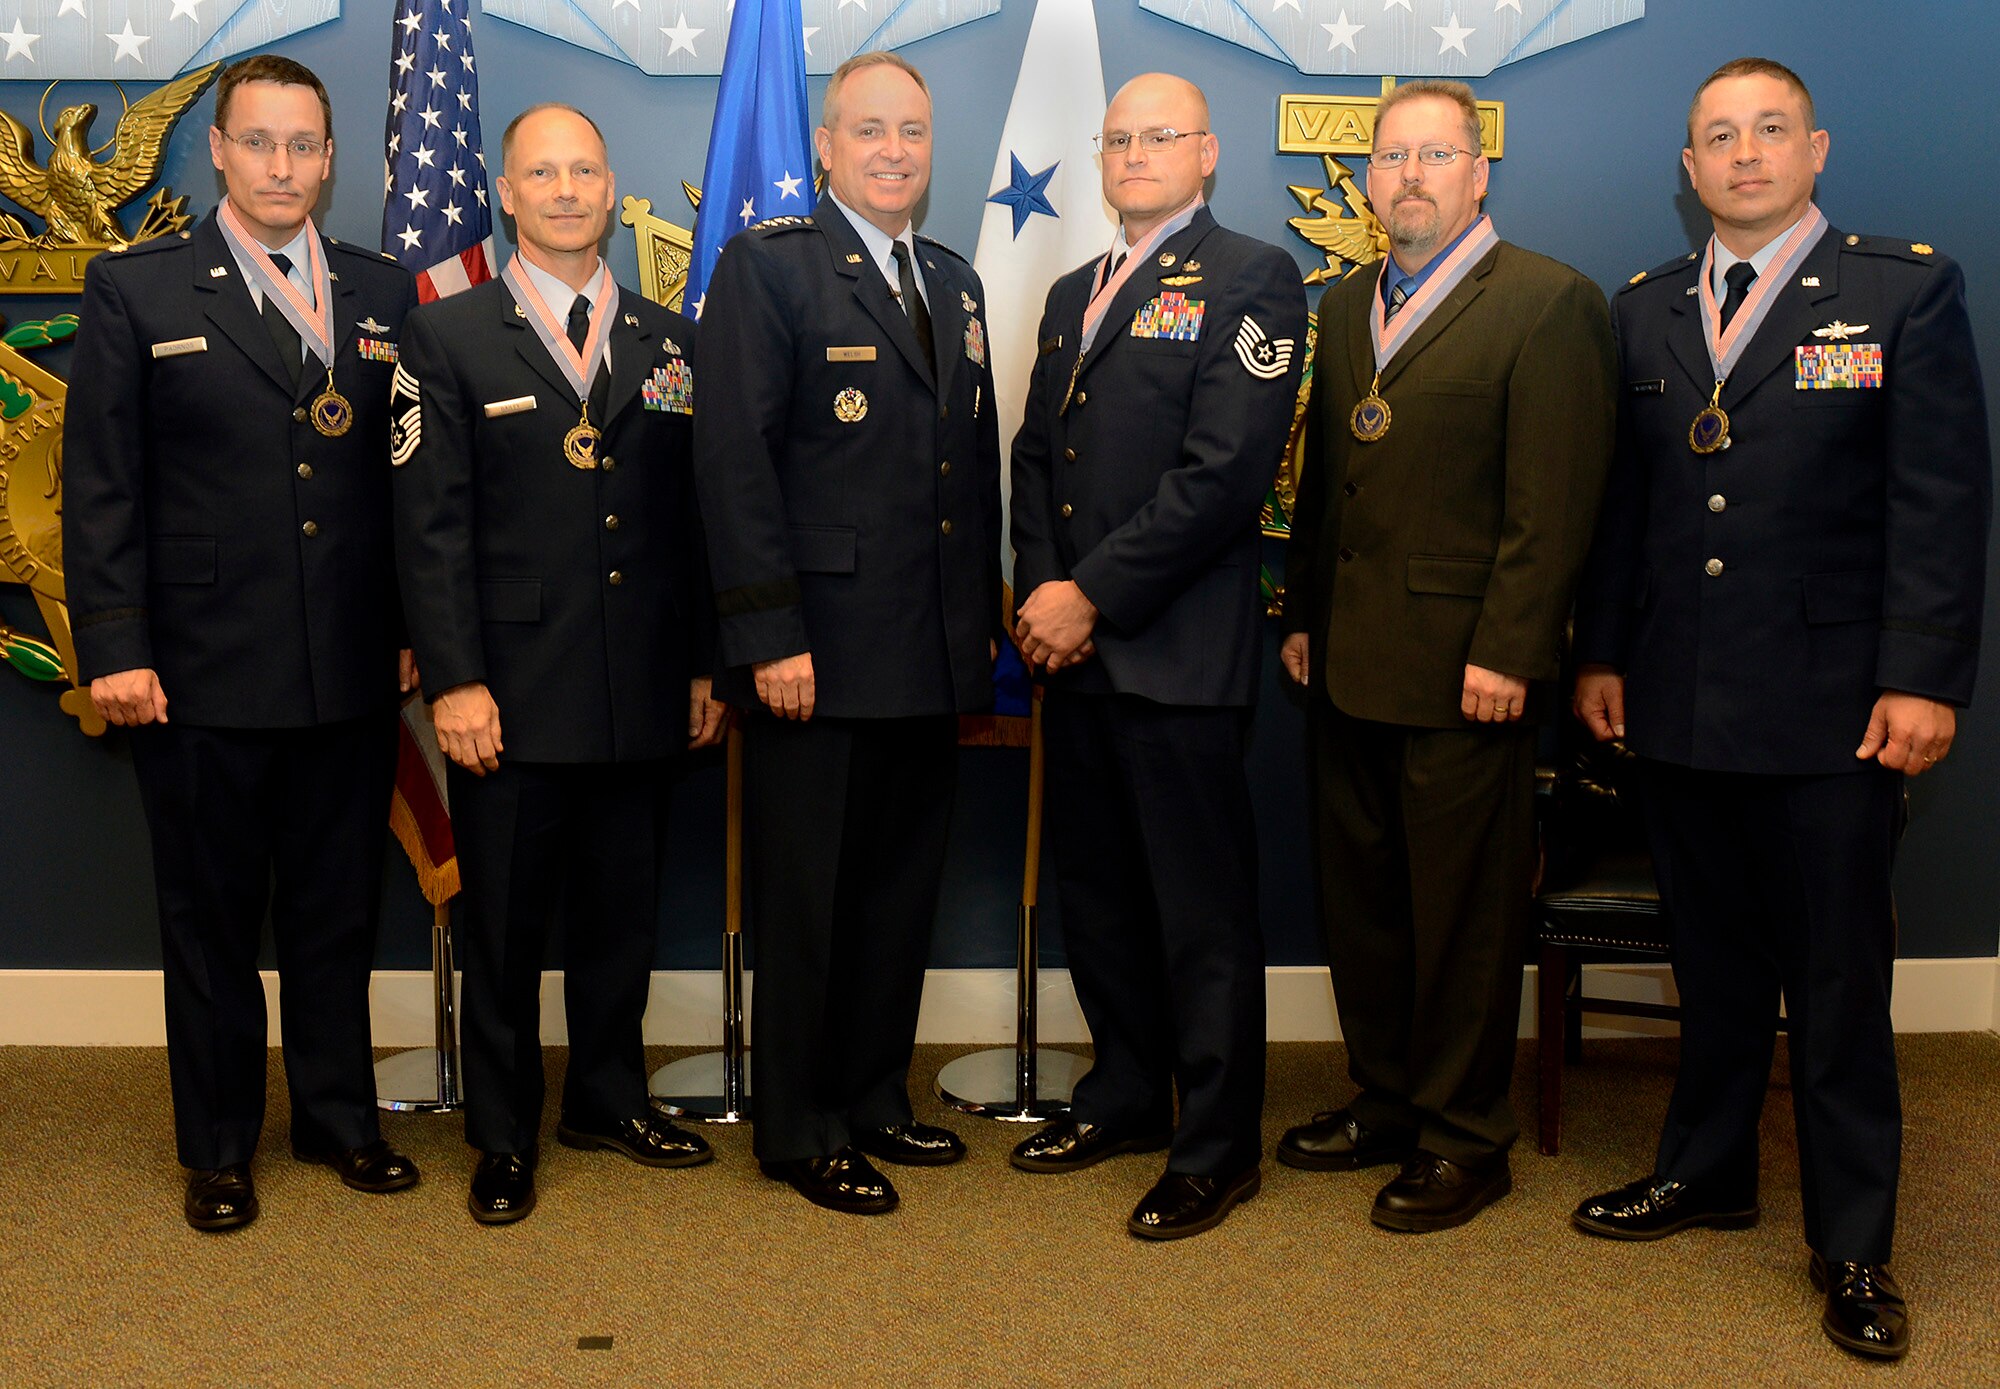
<box><xmin>651</xmin><ymin>720</ymin><xmax>751</xmax><ymax>1121</ymax></box>
<box><xmin>936</xmin><ymin>689</ymin><xmax>1088</xmax><ymax>1119</ymax></box>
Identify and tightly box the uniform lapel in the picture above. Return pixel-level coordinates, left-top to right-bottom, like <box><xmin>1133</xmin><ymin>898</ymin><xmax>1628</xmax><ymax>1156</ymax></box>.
<box><xmin>1721</xmin><ymin>228</ymin><xmax>1843</xmax><ymax>405</ymax></box>
<box><xmin>1663</xmin><ymin>254</ymin><xmax>1712</xmax><ymax>394</ymax></box>
<box><xmin>501</xmin><ymin>280</ymin><xmax>585</xmax><ymax>405</ymax></box>
<box><xmin>601</xmin><ymin>301</ymin><xmax>652</xmax><ymax>425</ymax></box>
<box><xmin>191</xmin><ymin>213</ymin><xmax>295</xmax><ymax>395</ymax></box>
<box><xmin>922</xmin><ymin>243</ymin><xmax>965</xmax><ymax>401</ymax></box>
<box><xmin>325</xmin><ymin>239</ymin><xmax>358</xmax><ymax>368</ymax></box>
<box><xmin>1375</xmin><ymin>242</ymin><xmax>1498</xmax><ymax>393</ymax></box>
<box><xmin>1079</xmin><ymin>208</ymin><xmax>1218</xmax><ymax>384</ymax></box>
<box><xmin>817</xmin><ymin>196</ymin><xmax>933</xmax><ymax>386</ymax></box>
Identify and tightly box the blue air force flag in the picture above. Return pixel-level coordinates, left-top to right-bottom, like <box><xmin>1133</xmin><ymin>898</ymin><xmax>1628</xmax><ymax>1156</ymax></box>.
<box><xmin>683</xmin><ymin>0</ymin><xmax>813</xmax><ymax>320</ymax></box>
<box><xmin>972</xmin><ymin>0</ymin><xmax>1119</xmax><ymax>586</ymax></box>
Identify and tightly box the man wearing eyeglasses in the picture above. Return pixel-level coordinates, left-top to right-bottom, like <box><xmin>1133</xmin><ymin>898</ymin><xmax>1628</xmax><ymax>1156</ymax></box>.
<box><xmin>1008</xmin><ymin>73</ymin><xmax>1305</xmax><ymax>1239</ymax></box>
<box><xmin>1279</xmin><ymin>79</ymin><xmax>1615</xmax><ymax>1231</ymax></box>
<box><xmin>1569</xmin><ymin>59</ymin><xmax>1990</xmax><ymax>1361</ymax></box>
<box><xmin>64</xmin><ymin>55</ymin><xmax>421</xmax><ymax>1231</ymax></box>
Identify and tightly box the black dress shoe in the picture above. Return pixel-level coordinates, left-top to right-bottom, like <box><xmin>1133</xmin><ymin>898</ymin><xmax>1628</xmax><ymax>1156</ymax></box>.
<box><xmin>469</xmin><ymin>1151</ymin><xmax>537</xmax><ymax>1225</ymax></box>
<box><xmin>1275</xmin><ymin>1108</ymin><xmax>1416</xmax><ymax>1172</ymax></box>
<box><xmin>1010</xmin><ymin>1118</ymin><xmax>1172</xmax><ymax>1173</ymax></box>
<box><xmin>1370</xmin><ymin>1150</ymin><xmax>1511</xmax><ymax>1233</ymax></box>
<box><xmin>1128</xmin><ymin>1165</ymin><xmax>1262</xmax><ymax>1240</ymax></box>
<box><xmin>1572</xmin><ymin>1174</ymin><xmax>1759</xmax><ymax>1241</ymax></box>
<box><xmin>760</xmin><ymin>1149</ymin><xmax>898</xmax><ymax>1215</ymax></box>
<box><xmin>557</xmin><ymin>1115</ymin><xmax>714</xmax><ymax>1169</ymax></box>
<box><xmin>1811</xmin><ymin>1253</ymin><xmax>1910</xmax><ymax>1360</ymax></box>
<box><xmin>185</xmin><ymin>1165</ymin><xmax>258</xmax><ymax>1232</ymax></box>
<box><xmin>852</xmin><ymin>1120</ymin><xmax>965</xmax><ymax>1167</ymax></box>
<box><xmin>292</xmin><ymin>1138</ymin><xmax>421</xmax><ymax>1193</ymax></box>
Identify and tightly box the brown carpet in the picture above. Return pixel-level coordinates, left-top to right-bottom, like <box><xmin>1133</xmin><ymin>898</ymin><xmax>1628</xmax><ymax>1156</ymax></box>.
<box><xmin>2</xmin><ymin>1036</ymin><xmax>1996</xmax><ymax>1386</ymax></box>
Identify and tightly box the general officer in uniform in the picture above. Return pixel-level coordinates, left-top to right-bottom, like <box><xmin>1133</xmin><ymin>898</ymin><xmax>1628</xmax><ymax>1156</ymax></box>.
<box><xmin>1280</xmin><ymin>79</ymin><xmax>1615</xmax><ymax>1231</ymax></box>
<box><xmin>393</xmin><ymin>104</ymin><xmax>723</xmax><ymax>1225</ymax></box>
<box><xmin>695</xmin><ymin>52</ymin><xmax>1001</xmax><ymax>1216</ymax></box>
<box><xmin>1006</xmin><ymin>74</ymin><xmax>1304</xmax><ymax>1240</ymax></box>
<box><xmin>1570</xmin><ymin>59</ymin><xmax>1990</xmax><ymax>1361</ymax></box>
<box><xmin>63</xmin><ymin>55</ymin><xmax>421</xmax><ymax>1231</ymax></box>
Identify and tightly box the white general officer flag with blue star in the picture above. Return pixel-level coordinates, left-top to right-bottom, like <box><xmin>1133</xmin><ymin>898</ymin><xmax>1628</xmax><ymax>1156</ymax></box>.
<box><xmin>973</xmin><ymin>0</ymin><xmax>1118</xmax><ymax>583</ymax></box>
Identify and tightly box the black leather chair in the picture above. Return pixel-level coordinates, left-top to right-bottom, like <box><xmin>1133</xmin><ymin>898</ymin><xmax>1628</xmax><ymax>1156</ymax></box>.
<box><xmin>1532</xmin><ymin>739</ymin><xmax>1676</xmax><ymax>1156</ymax></box>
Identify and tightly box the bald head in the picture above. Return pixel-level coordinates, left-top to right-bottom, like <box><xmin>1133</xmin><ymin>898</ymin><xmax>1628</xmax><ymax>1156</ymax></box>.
<box><xmin>1107</xmin><ymin>73</ymin><xmax>1210</xmax><ymax>133</ymax></box>
<box><xmin>1098</xmin><ymin>72</ymin><xmax>1217</xmax><ymax>241</ymax></box>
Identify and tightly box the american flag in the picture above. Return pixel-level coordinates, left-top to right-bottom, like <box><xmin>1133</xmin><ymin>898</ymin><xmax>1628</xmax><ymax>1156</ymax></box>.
<box><xmin>382</xmin><ymin>0</ymin><xmax>495</xmax><ymax>302</ymax></box>
<box><xmin>382</xmin><ymin>0</ymin><xmax>495</xmax><ymax>904</ymax></box>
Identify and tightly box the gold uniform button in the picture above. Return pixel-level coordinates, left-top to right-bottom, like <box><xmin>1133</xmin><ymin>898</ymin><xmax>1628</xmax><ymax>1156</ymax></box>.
<box><xmin>601</xmin><ymin>456</ymin><xmax>616</xmax><ymax>472</ymax></box>
<box><xmin>1074</xmin><ymin>390</ymin><xmax>1087</xmax><ymax>407</ymax></box>
<box><xmin>297</xmin><ymin>464</ymin><xmax>313</xmax><ymax>480</ymax></box>
<box><xmin>605</xmin><ymin>514</ymin><xmax>620</xmax><ymax>531</ymax></box>
<box><xmin>1064</xmin><ymin>447</ymin><xmax>1077</xmax><ymax>462</ymax></box>
<box><xmin>940</xmin><ymin>519</ymin><xmax>953</xmax><ymax>536</ymax></box>
<box><xmin>1708</xmin><ymin>494</ymin><xmax>1726</xmax><ymax>513</ymax></box>
<box><xmin>292</xmin><ymin>407</ymin><xmax>308</xmax><ymax>423</ymax></box>
<box><xmin>1060</xmin><ymin>503</ymin><xmax>1073</xmax><ymax>518</ymax></box>
<box><xmin>301</xmin><ymin>521</ymin><xmax>319</xmax><ymax>537</ymax></box>
<box><xmin>608</xmin><ymin>570</ymin><xmax>624</xmax><ymax>585</ymax></box>
<box><xmin>1704</xmin><ymin>558</ymin><xmax>1724</xmax><ymax>577</ymax></box>
<box><xmin>938</xmin><ymin>460</ymin><xmax>951</xmax><ymax>477</ymax></box>
<box><xmin>939</xmin><ymin>403</ymin><xmax>949</xmax><ymax>421</ymax></box>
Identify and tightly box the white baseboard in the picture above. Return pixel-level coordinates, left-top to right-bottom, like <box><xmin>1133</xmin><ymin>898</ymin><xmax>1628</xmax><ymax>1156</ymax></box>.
<box><xmin>2</xmin><ymin>958</ymin><xmax>1995</xmax><ymax>1047</ymax></box>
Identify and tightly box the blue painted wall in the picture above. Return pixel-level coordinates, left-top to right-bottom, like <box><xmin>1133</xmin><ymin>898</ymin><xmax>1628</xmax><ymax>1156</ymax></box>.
<box><xmin>3</xmin><ymin>0</ymin><xmax>1995</xmax><ymax>971</ymax></box>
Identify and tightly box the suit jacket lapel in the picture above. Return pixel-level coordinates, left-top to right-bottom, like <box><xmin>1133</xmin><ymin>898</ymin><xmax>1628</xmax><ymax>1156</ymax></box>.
<box><xmin>815</xmin><ymin>197</ymin><xmax>933</xmax><ymax>386</ymax></box>
<box><xmin>501</xmin><ymin>281</ymin><xmax>586</xmax><ymax>406</ymax></box>
<box><xmin>191</xmin><ymin>213</ymin><xmax>294</xmax><ymax>395</ymax></box>
<box><xmin>1079</xmin><ymin>208</ymin><xmax>1218</xmax><ymax>384</ymax></box>
<box><xmin>1375</xmin><ymin>243</ymin><xmax>1497</xmax><ymax>392</ymax></box>
<box><xmin>1346</xmin><ymin>273</ymin><xmax>1375</xmax><ymax>400</ymax></box>
<box><xmin>1721</xmin><ymin>228</ymin><xmax>1843</xmax><ymax>405</ymax></box>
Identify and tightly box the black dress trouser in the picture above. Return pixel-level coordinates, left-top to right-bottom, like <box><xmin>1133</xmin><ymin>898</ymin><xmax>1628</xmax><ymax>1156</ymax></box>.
<box><xmin>743</xmin><ymin>713</ymin><xmax>958</xmax><ymax>1163</ymax></box>
<box><xmin>1640</xmin><ymin>758</ymin><xmax>1905</xmax><ymax>1263</ymax></box>
<box><xmin>131</xmin><ymin>713</ymin><xmax>397</xmax><ymax>1170</ymax></box>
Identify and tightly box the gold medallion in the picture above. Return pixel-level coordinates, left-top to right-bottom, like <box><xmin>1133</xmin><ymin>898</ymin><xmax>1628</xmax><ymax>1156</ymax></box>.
<box><xmin>1689</xmin><ymin>381</ymin><xmax>1730</xmax><ymax>454</ymax></box>
<box><xmin>564</xmin><ymin>405</ymin><xmax>601</xmax><ymax>468</ymax></box>
<box><xmin>1350</xmin><ymin>394</ymin><xmax>1391</xmax><ymax>442</ymax></box>
<box><xmin>1349</xmin><ymin>370</ymin><xmax>1390</xmax><ymax>442</ymax></box>
<box><xmin>833</xmin><ymin>387</ymin><xmax>868</xmax><ymax>423</ymax></box>
<box><xmin>310</xmin><ymin>377</ymin><xmax>353</xmax><ymax>438</ymax></box>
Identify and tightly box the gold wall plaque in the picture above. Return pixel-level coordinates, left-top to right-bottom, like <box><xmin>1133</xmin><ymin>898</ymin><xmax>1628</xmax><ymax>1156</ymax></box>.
<box><xmin>1276</xmin><ymin>92</ymin><xmax>1505</xmax><ymax>159</ymax></box>
<box><xmin>0</xmin><ymin>320</ymin><xmax>102</xmax><ymax>734</ymax></box>
<box><xmin>0</xmin><ymin>64</ymin><xmax>220</xmax><ymax>296</ymax></box>
<box><xmin>620</xmin><ymin>191</ymin><xmax>696</xmax><ymax>313</ymax></box>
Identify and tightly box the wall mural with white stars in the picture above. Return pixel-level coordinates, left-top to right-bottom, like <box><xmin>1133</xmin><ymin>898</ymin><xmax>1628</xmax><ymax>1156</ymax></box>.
<box><xmin>484</xmin><ymin>0</ymin><xmax>998</xmax><ymax>78</ymax></box>
<box><xmin>0</xmin><ymin>0</ymin><xmax>340</xmax><ymax>81</ymax></box>
<box><xmin>1141</xmin><ymin>0</ymin><xmax>1643</xmax><ymax>77</ymax></box>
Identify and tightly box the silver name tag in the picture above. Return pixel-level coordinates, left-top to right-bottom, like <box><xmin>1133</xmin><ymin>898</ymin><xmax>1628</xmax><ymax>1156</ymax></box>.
<box><xmin>149</xmin><ymin>336</ymin><xmax>208</xmax><ymax>358</ymax></box>
<box><xmin>482</xmin><ymin>396</ymin><xmax>538</xmax><ymax>418</ymax></box>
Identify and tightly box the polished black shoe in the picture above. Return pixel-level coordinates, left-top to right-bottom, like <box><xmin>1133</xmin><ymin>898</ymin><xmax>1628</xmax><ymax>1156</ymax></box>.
<box><xmin>852</xmin><ymin>1120</ymin><xmax>965</xmax><ymax>1167</ymax></box>
<box><xmin>1128</xmin><ymin>1165</ymin><xmax>1262</xmax><ymax>1240</ymax></box>
<box><xmin>469</xmin><ymin>1151</ymin><xmax>536</xmax><ymax>1225</ymax></box>
<box><xmin>556</xmin><ymin>1115</ymin><xmax>714</xmax><ymax>1169</ymax></box>
<box><xmin>185</xmin><ymin>1165</ymin><xmax>258</xmax><ymax>1232</ymax></box>
<box><xmin>1275</xmin><ymin>1108</ymin><xmax>1417</xmax><ymax>1172</ymax></box>
<box><xmin>1370</xmin><ymin>1150</ymin><xmax>1511</xmax><ymax>1232</ymax></box>
<box><xmin>292</xmin><ymin>1138</ymin><xmax>421</xmax><ymax>1193</ymax></box>
<box><xmin>760</xmin><ymin>1149</ymin><xmax>899</xmax><ymax>1215</ymax></box>
<box><xmin>1811</xmin><ymin>1253</ymin><xmax>1910</xmax><ymax>1361</ymax></box>
<box><xmin>1010</xmin><ymin>1118</ymin><xmax>1172</xmax><ymax>1173</ymax></box>
<box><xmin>1572</xmin><ymin>1174</ymin><xmax>1759</xmax><ymax>1241</ymax></box>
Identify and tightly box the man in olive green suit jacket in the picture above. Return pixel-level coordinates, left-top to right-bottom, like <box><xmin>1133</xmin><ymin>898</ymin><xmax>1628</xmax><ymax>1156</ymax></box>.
<box><xmin>1278</xmin><ymin>81</ymin><xmax>1615</xmax><ymax>1233</ymax></box>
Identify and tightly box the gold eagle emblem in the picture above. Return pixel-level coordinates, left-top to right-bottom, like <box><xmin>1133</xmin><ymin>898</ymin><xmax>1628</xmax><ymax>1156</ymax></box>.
<box><xmin>0</xmin><ymin>63</ymin><xmax>219</xmax><ymax>249</ymax></box>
